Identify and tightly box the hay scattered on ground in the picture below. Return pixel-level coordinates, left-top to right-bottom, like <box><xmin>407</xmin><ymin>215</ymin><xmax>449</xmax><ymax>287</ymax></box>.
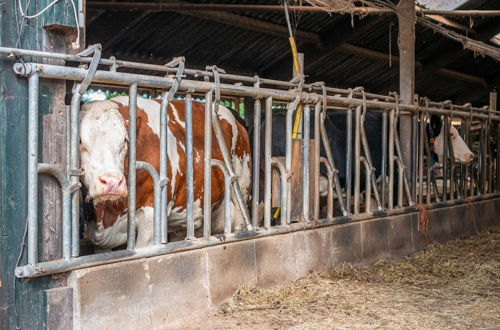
<box><xmin>200</xmin><ymin>226</ymin><xmax>500</xmax><ymax>329</ymax></box>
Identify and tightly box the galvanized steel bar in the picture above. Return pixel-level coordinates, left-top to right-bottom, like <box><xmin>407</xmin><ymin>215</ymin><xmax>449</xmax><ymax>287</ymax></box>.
<box><xmin>388</xmin><ymin>107</ymin><xmax>395</xmax><ymax>210</ymax></box>
<box><xmin>346</xmin><ymin>108</ymin><xmax>353</xmax><ymax>213</ymax></box>
<box><xmin>319</xmin><ymin>158</ymin><xmax>334</xmax><ymax>219</ymax></box>
<box><xmin>285</xmin><ymin>98</ymin><xmax>298</xmax><ymax>222</ymax></box>
<box><xmin>14</xmin><ymin>63</ymin><xmax>500</xmax><ymax>121</ymax></box>
<box><xmin>381</xmin><ymin>110</ymin><xmax>388</xmax><ymax>209</ymax></box>
<box><xmin>251</xmin><ymin>98</ymin><xmax>261</xmax><ymax>227</ymax></box>
<box><xmin>359</xmin><ymin>95</ymin><xmax>382</xmax><ymax>210</ymax></box>
<box><xmin>185</xmin><ymin>95</ymin><xmax>195</xmax><ymax>239</ymax></box>
<box><xmin>135</xmin><ymin>161</ymin><xmax>161</xmax><ymax>244</ymax></box>
<box><xmin>303</xmin><ymin>105</ymin><xmax>311</xmax><ymax>221</ymax></box>
<box><xmin>37</xmin><ymin>164</ymin><xmax>77</xmax><ymax>260</ymax></box>
<box><xmin>14</xmin><ymin>190</ymin><xmax>500</xmax><ymax>279</ymax></box>
<box><xmin>127</xmin><ymin>83</ymin><xmax>138</xmax><ymax>249</ymax></box>
<box><xmin>411</xmin><ymin>113</ymin><xmax>418</xmax><ymax>200</ymax></box>
<box><xmin>211</xmin><ymin>160</ymin><xmax>232</xmax><ymax>235</ymax></box>
<box><xmin>264</xmin><ymin>97</ymin><xmax>273</xmax><ymax>228</ymax></box>
<box><xmin>203</xmin><ymin>91</ymin><xmax>213</xmax><ymax>237</ymax></box>
<box><xmin>70</xmin><ymin>88</ymin><xmax>82</xmax><ymax>258</ymax></box>
<box><xmin>442</xmin><ymin>115</ymin><xmax>450</xmax><ymax>201</ymax></box>
<box><xmin>27</xmin><ymin>73</ymin><xmax>39</xmax><ymax>265</ymax></box>
<box><xmin>319</xmin><ymin>110</ymin><xmax>347</xmax><ymax>216</ymax></box>
<box><xmin>360</xmin><ymin>158</ymin><xmax>372</xmax><ymax>213</ymax></box>
<box><xmin>313</xmin><ymin>98</ymin><xmax>321</xmax><ymax>220</ymax></box>
<box><xmin>418</xmin><ymin>112</ymin><xmax>425</xmax><ymax>204</ymax></box>
<box><xmin>354</xmin><ymin>105</ymin><xmax>361</xmax><ymax>215</ymax></box>
<box><xmin>271</xmin><ymin>159</ymin><xmax>288</xmax><ymax>226</ymax></box>
<box><xmin>159</xmin><ymin>91</ymin><xmax>169</xmax><ymax>243</ymax></box>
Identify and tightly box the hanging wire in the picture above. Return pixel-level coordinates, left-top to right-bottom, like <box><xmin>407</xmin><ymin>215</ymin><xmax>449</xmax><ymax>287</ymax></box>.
<box><xmin>17</xmin><ymin>0</ymin><xmax>80</xmax><ymax>49</ymax></box>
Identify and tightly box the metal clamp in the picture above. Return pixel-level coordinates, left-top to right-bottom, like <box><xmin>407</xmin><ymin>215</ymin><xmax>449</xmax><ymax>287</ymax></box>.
<box><xmin>69</xmin><ymin>168</ymin><xmax>84</xmax><ymax>176</ymax></box>
<box><xmin>75</xmin><ymin>44</ymin><xmax>102</xmax><ymax>95</ymax></box>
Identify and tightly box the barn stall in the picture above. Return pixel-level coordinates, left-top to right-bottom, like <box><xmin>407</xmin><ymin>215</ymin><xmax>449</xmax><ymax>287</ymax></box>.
<box><xmin>0</xmin><ymin>0</ymin><xmax>499</xmax><ymax>328</ymax></box>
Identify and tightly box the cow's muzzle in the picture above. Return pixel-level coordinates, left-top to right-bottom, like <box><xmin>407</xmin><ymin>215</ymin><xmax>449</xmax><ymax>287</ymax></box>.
<box><xmin>94</xmin><ymin>173</ymin><xmax>127</xmax><ymax>199</ymax></box>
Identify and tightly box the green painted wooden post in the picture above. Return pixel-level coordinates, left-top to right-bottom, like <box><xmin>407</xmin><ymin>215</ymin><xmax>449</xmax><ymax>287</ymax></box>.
<box><xmin>0</xmin><ymin>1</ymin><xmax>79</xmax><ymax>329</ymax></box>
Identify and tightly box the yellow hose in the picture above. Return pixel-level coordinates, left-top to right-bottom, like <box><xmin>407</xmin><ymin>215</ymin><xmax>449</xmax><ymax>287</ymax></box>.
<box><xmin>273</xmin><ymin>36</ymin><xmax>302</xmax><ymax>223</ymax></box>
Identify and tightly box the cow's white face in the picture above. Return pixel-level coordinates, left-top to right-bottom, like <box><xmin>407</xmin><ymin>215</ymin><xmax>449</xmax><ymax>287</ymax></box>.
<box><xmin>79</xmin><ymin>100</ymin><xmax>128</xmax><ymax>202</ymax></box>
<box><xmin>433</xmin><ymin>123</ymin><xmax>474</xmax><ymax>164</ymax></box>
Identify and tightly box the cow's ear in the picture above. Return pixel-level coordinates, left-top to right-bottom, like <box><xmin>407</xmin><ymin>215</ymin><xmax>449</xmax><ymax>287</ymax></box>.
<box><xmin>430</xmin><ymin>115</ymin><xmax>442</xmax><ymax>136</ymax></box>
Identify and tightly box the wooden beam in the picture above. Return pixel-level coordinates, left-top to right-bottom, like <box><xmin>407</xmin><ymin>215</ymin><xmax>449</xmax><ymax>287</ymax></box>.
<box><xmin>421</xmin><ymin>17</ymin><xmax>500</xmax><ymax>79</ymax></box>
<box><xmin>87</xmin><ymin>2</ymin><xmax>500</xmax><ymax>16</ymax></box>
<box><xmin>398</xmin><ymin>0</ymin><xmax>415</xmax><ymax>180</ymax></box>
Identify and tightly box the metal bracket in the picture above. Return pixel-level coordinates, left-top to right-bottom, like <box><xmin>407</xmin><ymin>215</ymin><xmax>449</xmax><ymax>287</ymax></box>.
<box><xmin>69</xmin><ymin>169</ymin><xmax>84</xmax><ymax>176</ymax></box>
<box><xmin>159</xmin><ymin>178</ymin><xmax>169</xmax><ymax>187</ymax></box>
<box><xmin>75</xmin><ymin>44</ymin><xmax>102</xmax><ymax>96</ymax></box>
<box><xmin>69</xmin><ymin>182</ymin><xmax>82</xmax><ymax>194</ymax></box>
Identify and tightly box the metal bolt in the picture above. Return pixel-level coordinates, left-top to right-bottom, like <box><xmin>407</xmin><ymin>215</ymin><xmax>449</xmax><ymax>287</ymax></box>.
<box><xmin>16</xmin><ymin>65</ymin><xmax>23</xmax><ymax>72</ymax></box>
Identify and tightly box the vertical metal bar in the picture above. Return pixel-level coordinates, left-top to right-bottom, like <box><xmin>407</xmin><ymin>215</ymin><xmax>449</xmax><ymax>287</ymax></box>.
<box><xmin>70</xmin><ymin>87</ymin><xmax>82</xmax><ymax>258</ymax></box>
<box><xmin>127</xmin><ymin>83</ymin><xmax>138</xmax><ymax>249</ymax></box>
<box><xmin>27</xmin><ymin>73</ymin><xmax>39</xmax><ymax>265</ymax></box>
<box><xmin>381</xmin><ymin>110</ymin><xmax>388</xmax><ymax>209</ymax></box>
<box><xmin>302</xmin><ymin>105</ymin><xmax>310</xmax><ymax>221</ymax></box>
<box><xmin>354</xmin><ymin>105</ymin><xmax>361</xmax><ymax>215</ymax></box>
<box><xmin>271</xmin><ymin>159</ymin><xmax>287</xmax><ymax>226</ymax></box>
<box><xmin>285</xmin><ymin>100</ymin><xmax>295</xmax><ymax>222</ymax></box>
<box><xmin>65</xmin><ymin>105</ymin><xmax>71</xmax><ymax>177</ymax></box>
<box><xmin>185</xmin><ymin>95</ymin><xmax>195</xmax><ymax>239</ymax></box>
<box><xmin>418</xmin><ymin>112</ymin><xmax>425</xmax><ymax>204</ymax></box>
<box><xmin>251</xmin><ymin>99</ymin><xmax>261</xmax><ymax>227</ymax></box>
<box><xmin>212</xmin><ymin>160</ymin><xmax>231</xmax><ymax>235</ymax></box>
<box><xmin>396</xmin><ymin>158</ymin><xmax>404</xmax><ymax>207</ymax></box>
<box><xmin>447</xmin><ymin>117</ymin><xmax>457</xmax><ymax>200</ymax></box>
<box><xmin>411</xmin><ymin>113</ymin><xmax>418</xmax><ymax>200</ymax></box>
<box><xmin>319</xmin><ymin>158</ymin><xmax>334</xmax><ymax>219</ymax></box>
<box><xmin>264</xmin><ymin>97</ymin><xmax>273</xmax><ymax>228</ymax></box>
<box><xmin>388</xmin><ymin>107</ymin><xmax>395</xmax><ymax>210</ymax></box>
<box><xmin>480</xmin><ymin>120</ymin><xmax>487</xmax><ymax>194</ymax></box>
<box><xmin>313</xmin><ymin>101</ymin><xmax>321</xmax><ymax>220</ymax></box>
<box><xmin>159</xmin><ymin>91</ymin><xmax>169</xmax><ymax>243</ymax></box>
<box><xmin>345</xmin><ymin>108</ymin><xmax>353</xmax><ymax>213</ymax></box>
<box><xmin>442</xmin><ymin>116</ymin><xmax>449</xmax><ymax>201</ymax></box>
<box><xmin>320</xmin><ymin>112</ymin><xmax>347</xmax><ymax>215</ymax></box>
<box><xmin>62</xmin><ymin>187</ymin><xmax>72</xmax><ymax>260</ymax></box>
<box><xmin>203</xmin><ymin>91</ymin><xmax>213</xmax><ymax>237</ymax></box>
<box><xmin>361</xmin><ymin>158</ymin><xmax>371</xmax><ymax>213</ymax></box>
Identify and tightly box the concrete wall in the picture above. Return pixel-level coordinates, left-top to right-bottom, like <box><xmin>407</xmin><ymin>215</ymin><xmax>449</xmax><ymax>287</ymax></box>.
<box><xmin>62</xmin><ymin>198</ymin><xmax>499</xmax><ymax>329</ymax></box>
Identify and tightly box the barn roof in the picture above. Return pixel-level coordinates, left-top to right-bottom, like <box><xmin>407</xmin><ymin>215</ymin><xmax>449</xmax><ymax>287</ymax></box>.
<box><xmin>86</xmin><ymin>0</ymin><xmax>500</xmax><ymax>106</ymax></box>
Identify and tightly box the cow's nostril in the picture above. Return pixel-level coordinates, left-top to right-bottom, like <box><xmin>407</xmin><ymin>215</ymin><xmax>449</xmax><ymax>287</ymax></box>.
<box><xmin>119</xmin><ymin>176</ymin><xmax>125</xmax><ymax>186</ymax></box>
<box><xmin>99</xmin><ymin>176</ymin><xmax>108</xmax><ymax>185</ymax></box>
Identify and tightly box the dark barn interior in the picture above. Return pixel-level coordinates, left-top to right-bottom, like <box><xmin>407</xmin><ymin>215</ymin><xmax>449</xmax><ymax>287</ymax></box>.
<box><xmin>86</xmin><ymin>0</ymin><xmax>499</xmax><ymax>106</ymax></box>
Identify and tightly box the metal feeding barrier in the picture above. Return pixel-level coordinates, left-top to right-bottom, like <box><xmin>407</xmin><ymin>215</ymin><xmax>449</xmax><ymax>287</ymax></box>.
<box><xmin>2</xmin><ymin>45</ymin><xmax>499</xmax><ymax>279</ymax></box>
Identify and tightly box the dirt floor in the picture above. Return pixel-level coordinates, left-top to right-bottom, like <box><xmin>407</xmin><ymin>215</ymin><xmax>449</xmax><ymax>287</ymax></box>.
<box><xmin>192</xmin><ymin>225</ymin><xmax>500</xmax><ymax>329</ymax></box>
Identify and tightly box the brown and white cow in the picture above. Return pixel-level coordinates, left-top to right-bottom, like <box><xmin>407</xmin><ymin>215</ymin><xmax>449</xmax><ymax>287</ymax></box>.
<box><xmin>79</xmin><ymin>96</ymin><xmax>252</xmax><ymax>248</ymax></box>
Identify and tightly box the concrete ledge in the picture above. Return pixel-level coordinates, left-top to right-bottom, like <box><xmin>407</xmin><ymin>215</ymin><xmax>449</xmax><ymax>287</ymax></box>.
<box><xmin>68</xmin><ymin>198</ymin><xmax>500</xmax><ymax>329</ymax></box>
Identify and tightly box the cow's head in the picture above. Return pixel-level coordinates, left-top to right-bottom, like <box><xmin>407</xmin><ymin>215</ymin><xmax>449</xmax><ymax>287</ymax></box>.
<box><xmin>79</xmin><ymin>100</ymin><xmax>128</xmax><ymax>203</ymax></box>
<box><xmin>428</xmin><ymin>115</ymin><xmax>474</xmax><ymax>164</ymax></box>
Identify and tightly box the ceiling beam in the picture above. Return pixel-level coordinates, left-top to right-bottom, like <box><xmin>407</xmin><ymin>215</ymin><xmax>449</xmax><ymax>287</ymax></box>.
<box><xmin>421</xmin><ymin>17</ymin><xmax>500</xmax><ymax>78</ymax></box>
<box><xmin>87</xmin><ymin>2</ymin><xmax>500</xmax><ymax>17</ymax></box>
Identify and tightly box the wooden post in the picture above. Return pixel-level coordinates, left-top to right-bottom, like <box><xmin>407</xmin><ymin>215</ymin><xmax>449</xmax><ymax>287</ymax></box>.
<box><xmin>397</xmin><ymin>0</ymin><xmax>416</xmax><ymax>189</ymax></box>
<box><xmin>0</xmin><ymin>1</ymin><xmax>80</xmax><ymax>328</ymax></box>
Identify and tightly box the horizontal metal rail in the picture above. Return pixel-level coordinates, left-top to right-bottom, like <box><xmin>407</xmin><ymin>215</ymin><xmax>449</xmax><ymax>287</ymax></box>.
<box><xmin>13</xmin><ymin>62</ymin><xmax>500</xmax><ymax>121</ymax></box>
<box><xmin>15</xmin><ymin>192</ymin><xmax>500</xmax><ymax>278</ymax></box>
<box><xmin>1</xmin><ymin>46</ymin><xmax>493</xmax><ymax>114</ymax></box>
